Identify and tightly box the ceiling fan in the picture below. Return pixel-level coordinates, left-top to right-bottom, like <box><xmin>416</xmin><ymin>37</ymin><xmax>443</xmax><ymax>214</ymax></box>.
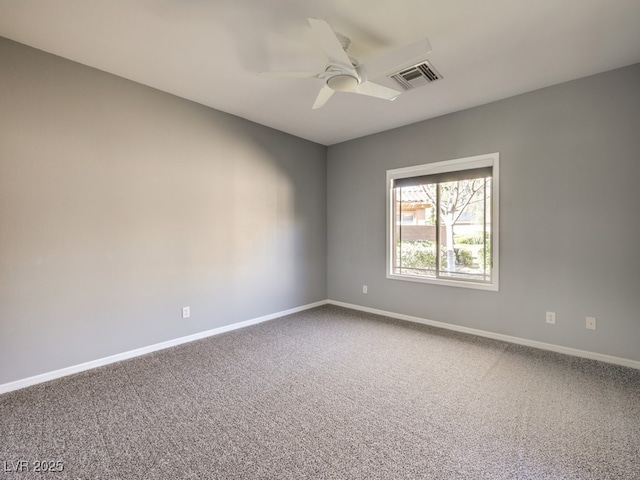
<box><xmin>260</xmin><ymin>18</ymin><xmax>432</xmax><ymax>109</ymax></box>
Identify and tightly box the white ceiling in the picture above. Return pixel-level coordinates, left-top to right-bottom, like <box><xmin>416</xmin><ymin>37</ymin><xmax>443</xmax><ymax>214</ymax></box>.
<box><xmin>1</xmin><ymin>0</ymin><xmax>639</xmax><ymax>146</ymax></box>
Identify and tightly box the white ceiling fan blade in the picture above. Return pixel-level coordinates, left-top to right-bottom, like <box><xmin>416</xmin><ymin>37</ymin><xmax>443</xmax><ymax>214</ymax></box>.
<box><xmin>308</xmin><ymin>18</ymin><xmax>356</xmax><ymax>74</ymax></box>
<box><xmin>364</xmin><ymin>38</ymin><xmax>432</xmax><ymax>80</ymax></box>
<box><xmin>351</xmin><ymin>81</ymin><xmax>401</xmax><ymax>100</ymax></box>
<box><xmin>259</xmin><ymin>71</ymin><xmax>318</xmax><ymax>78</ymax></box>
<box><xmin>312</xmin><ymin>84</ymin><xmax>335</xmax><ymax>109</ymax></box>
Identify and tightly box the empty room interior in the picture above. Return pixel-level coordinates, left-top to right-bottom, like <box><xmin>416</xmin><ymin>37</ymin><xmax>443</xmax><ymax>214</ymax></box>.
<box><xmin>1</xmin><ymin>1</ymin><xmax>639</xmax><ymax>479</ymax></box>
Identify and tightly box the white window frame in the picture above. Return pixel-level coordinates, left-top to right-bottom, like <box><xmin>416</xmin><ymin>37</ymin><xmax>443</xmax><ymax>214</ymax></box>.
<box><xmin>386</xmin><ymin>153</ymin><xmax>499</xmax><ymax>291</ymax></box>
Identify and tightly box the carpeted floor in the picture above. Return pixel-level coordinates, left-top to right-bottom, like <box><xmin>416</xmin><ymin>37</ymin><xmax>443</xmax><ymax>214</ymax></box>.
<box><xmin>1</xmin><ymin>305</ymin><xmax>639</xmax><ymax>479</ymax></box>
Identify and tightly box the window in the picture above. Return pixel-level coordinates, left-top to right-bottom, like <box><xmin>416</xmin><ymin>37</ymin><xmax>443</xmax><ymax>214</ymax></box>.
<box><xmin>386</xmin><ymin>153</ymin><xmax>499</xmax><ymax>291</ymax></box>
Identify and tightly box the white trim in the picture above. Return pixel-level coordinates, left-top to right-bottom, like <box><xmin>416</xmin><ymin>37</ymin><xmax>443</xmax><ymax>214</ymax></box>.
<box><xmin>0</xmin><ymin>300</ymin><xmax>328</xmax><ymax>395</ymax></box>
<box><xmin>387</xmin><ymin>153</ymin><xmax>495</xmax><ymax>180</ymax></box>
<box><xmin>4</xmin><ymin>298</ymin><xmax>637</xmax><ymax>395</ymax></box>
<box><xmin>385</xmin><ymin>272</ymin><xmax>498</xmax><ymax>291</ymax></box>
<box><xmin>327</xmin><ymin>300</ymin><xmax>640</xmax><ymax>370</ymax></box>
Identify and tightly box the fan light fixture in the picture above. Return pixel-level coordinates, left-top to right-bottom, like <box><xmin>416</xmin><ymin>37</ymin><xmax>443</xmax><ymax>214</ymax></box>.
<box><xmin>327</xmin><ymin>74</ymin><xmax>359</xmax><ymax>92</ymax></box>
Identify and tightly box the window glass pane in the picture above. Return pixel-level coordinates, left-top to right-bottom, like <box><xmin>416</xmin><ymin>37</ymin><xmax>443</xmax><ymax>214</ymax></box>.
<box><xmin>437</xmin><ymin>178</ymin><xmax>491</xmax><ymax>282</ymax></box>
<box><xmin>392</xmin><ymin>175</ymin><xmax>492</xmax><ymax>283</ymax></box>
<box><xmin>394</xmin><ymin>184</ymin><xmax>437</xmax><ymax>278</ymax></box>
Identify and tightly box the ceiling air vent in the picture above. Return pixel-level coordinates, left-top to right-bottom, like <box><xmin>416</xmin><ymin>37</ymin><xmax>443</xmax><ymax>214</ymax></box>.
<box><xmin>388</xmin><ymin>60</ymin><xmax>442</xmax><ymax>90</ymax></box>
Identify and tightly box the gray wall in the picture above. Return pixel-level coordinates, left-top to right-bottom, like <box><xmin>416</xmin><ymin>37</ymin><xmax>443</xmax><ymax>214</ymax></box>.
<box><xmin>0</xmin><ymin>37</ymin><xmax>327</xmax><ymax>385</ymax></box>
<box><xmin>328</xmin><ymin>64</ymin><xmax>640</xmax><ymax>362</ymax></box>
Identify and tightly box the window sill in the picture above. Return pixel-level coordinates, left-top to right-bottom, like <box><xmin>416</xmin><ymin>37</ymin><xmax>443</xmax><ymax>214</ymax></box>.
<box><xmin>386</xmin><ymin>272</ymin><xmax>499</xmax><ymax>291</ymax></box>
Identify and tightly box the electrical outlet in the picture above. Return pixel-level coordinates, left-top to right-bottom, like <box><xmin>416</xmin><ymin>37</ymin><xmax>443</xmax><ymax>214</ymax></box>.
<box><xmin>546</xmin><ymin>311</ymin><xmax>556</xmax><ymax>324</ymax></box>
<box><xmin>182</xmin><ymin>306</ymin><xmax>190</xmax><ymax>319</ymax></box>
<box><xmin>362</xmin><ymin>285</ymin><xmax>368</xmax><ymax>294</ymax></box>
<box><xmin>586</xmin><ymin>316</ymin><xmax>596</xmax><ymax>330</ymax></box>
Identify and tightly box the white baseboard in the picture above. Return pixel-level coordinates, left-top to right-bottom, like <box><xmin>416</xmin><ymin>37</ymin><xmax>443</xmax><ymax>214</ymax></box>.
<box><xmin>328</xmin><ymin>300</ymin><xmax>640</xmax><ymax>370</ymax></box>
<box><xmin>0</xmin><ymin>300</ymin><xmax>328</xmax><ymax>395</ymax></box>
<box><xmin>3</xmin><ymin>298</ymin><xmax>637</xmax><ymax>395</ymax></box>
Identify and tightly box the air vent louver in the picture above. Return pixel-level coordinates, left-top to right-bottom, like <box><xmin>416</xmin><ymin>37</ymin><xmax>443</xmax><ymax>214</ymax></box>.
<box><xmin>389</xmin><ymin>60</ymin><xmax>442</xmax><ymax>90</ymax></box>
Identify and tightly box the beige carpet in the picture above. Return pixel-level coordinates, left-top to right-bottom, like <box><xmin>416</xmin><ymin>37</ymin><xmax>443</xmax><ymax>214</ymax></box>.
<box><xmin>1</xmin><ymin>305</ymin><xmax>639</xmax><ymax>479</ymax></box>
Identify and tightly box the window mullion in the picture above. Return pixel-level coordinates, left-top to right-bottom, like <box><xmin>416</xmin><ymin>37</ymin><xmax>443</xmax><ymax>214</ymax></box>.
<box><xmin>435</xmin><ymin>183</ymin><xmax>441</xmax><ymax>278</ymax></box>
<box><xmin>398</xmin><ymin>188</ymin><xmax>402</xmax><ymax>272</ymax></box>
<box><xmin>483</xmin><ymin>179</ymin><xmax>487</xmax><ymax>280</ymax></box>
